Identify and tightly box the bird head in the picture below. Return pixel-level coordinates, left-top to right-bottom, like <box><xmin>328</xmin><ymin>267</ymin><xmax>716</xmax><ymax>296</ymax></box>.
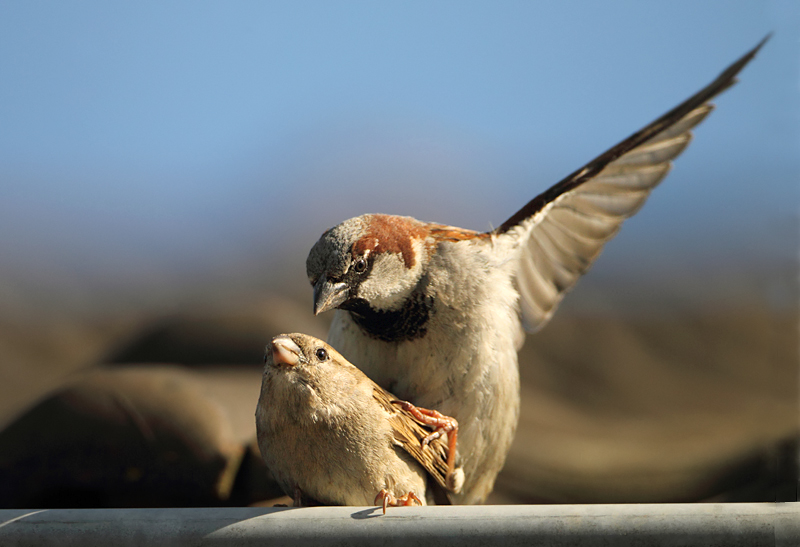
<box><xmin>306</xmin><ymin>214</ymin><xmax>430</xmax><ymax>315</ymax></box>
<box><xmin>263</xmin><ymin>333</ymin><xmax>366</xmax><ymax>405</ymax></box>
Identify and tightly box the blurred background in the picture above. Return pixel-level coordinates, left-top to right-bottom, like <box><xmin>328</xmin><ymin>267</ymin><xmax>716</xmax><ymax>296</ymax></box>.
<box><xmin>0</xmin><ymin>1</ymin><xmax>797</xmax><ymax>507</ymax></box>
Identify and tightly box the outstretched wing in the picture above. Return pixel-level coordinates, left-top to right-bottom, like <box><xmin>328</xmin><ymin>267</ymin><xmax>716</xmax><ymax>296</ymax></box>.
<box><xmin>494</xmin><ymin>36</ymin><xmax>769</xmax><ymax>332</ymax></box>
<box><xmin>372</xmin><ymin>385</ymin><xmax>456</xmax><ymax>493</ymax></box>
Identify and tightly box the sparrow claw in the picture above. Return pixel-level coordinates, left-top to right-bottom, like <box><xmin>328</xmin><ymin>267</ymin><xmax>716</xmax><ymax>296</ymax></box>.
<box><xmin>421</xmin><ymin>430</ymin><xmax>443</xmax><ymax>446</ymax></box>
<box><xmin>391</xmin><ymin>400</ymin><xmax>459</xmax><ymax>485</ymax></box>
<box><xmin>374</xmin><ymin>489</ymin><xmax>422</xmax><ymax>514</ymax></box>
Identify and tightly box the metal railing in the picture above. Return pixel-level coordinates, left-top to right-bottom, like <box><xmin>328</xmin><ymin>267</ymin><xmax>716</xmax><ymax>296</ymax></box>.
<box><xmin>0</xmin><ymin>503</ymin><xmax>797</xmax><ymax>546</ymax></box>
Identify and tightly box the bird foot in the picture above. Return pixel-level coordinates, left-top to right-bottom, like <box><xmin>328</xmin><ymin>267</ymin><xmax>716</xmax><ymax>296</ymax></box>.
<box><xmin>374</xmin><ymin>489</ymin><xmax>422</xmax><ymax>514</ymax></box>
<box><xmin>391</xmin><ymin>400</ymin><xmax>459</xmax><ymax>486</ymax></box>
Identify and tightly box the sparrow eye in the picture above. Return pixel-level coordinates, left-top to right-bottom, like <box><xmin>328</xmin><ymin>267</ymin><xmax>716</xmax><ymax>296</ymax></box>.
<box><xmin>315</xmin><ymin>348</ymin><xmax>329</xmax><ymax>361</ymax></box>
<box><xmin>353</xmin><ymin>258</ymin><xmax>367</xmax><ymax>274</ymax></box>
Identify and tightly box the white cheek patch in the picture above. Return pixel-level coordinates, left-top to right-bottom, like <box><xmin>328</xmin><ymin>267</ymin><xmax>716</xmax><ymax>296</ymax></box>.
<box><xmin>356</xmin><ymin>241</ymin><xmax>424</xmax><ymax>311</ymax></box>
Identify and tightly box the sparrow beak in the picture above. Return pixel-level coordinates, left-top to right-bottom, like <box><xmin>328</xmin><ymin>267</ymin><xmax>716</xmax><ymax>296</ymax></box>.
<box><xmin>271</xmin><ymin>337</ymin><xmax>302</xmax><ymax>367</ymax></box>
<box><xmin>313</xmin><ymin>276</ymin><xmax>349</xmax><ymax>316</ymax></box>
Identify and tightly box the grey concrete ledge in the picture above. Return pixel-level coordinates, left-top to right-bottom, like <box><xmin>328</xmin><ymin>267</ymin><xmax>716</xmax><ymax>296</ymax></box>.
<box><xmin>0</xmin><ymin>503</ymin><xmax>798</xmax><ymax>547</ymax></box>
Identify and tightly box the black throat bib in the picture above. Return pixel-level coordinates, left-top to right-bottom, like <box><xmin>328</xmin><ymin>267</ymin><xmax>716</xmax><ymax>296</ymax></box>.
<box><xmin>343</xmin><ymin>292</ymin><xmax>433</xmax><ymax>343</ymax></box>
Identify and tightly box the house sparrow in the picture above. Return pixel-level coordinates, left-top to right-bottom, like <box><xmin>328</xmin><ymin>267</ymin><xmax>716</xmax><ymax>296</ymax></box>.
<box><xmin>255</xmin><ymin>333</ymin><xmax>463</xmax><ymax>511</ymax></box>
<box><xmin>305</xmin><ymin>38</ymin><xmax>768</xmax><ymax>504</ymax></box>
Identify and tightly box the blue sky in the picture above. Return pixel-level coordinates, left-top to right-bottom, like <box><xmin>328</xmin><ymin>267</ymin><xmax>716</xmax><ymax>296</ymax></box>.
<box><xmin>0</xmin><ymin>1</ymin><xmax>797</xmax><ymax>292</ymax></box>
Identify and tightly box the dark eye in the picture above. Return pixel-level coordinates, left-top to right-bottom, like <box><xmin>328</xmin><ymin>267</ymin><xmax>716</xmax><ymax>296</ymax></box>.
<box><xmin>353</xmin><ymin>258</ymin><xmax>367</xmax><ymax>273</ymax></box>
<box><xmin>315</xmin><ymin>348</ymin><xmax>329</xmax><ymax>361</ymax></box>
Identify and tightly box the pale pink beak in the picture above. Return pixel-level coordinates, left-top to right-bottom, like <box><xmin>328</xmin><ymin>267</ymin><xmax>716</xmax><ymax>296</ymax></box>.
<box><xmin>271</xmin><ymin>337</ymin><xmax>302</xmax><ymax>367</ymax></box>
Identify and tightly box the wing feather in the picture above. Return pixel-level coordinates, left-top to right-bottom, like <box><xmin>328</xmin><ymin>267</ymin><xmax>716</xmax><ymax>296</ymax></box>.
<box><xmin>494</xmin><ymin>36</ymin><xmax>769</xmax><ymax>332</ymax></box>
<box><xmin>371</xmin><ymin>386</ymin><xmax>456</xmax><ymax>495</ymax></box>
<box><xmin>580</xmin><ymin>163</ymin><xmax>672</xmax><ymax>192</ymax></box>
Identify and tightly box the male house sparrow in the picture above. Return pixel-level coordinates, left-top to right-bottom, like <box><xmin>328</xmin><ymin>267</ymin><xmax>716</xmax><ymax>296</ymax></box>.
<box><xmin>305</xmin><ymin>38</ymin><xmax>768</xmax><ymax>504</ymax></box>
<box><xmin>255</xmin><ymin>333</ymin><xmax>463</xmax><ymax>511</ymax></box>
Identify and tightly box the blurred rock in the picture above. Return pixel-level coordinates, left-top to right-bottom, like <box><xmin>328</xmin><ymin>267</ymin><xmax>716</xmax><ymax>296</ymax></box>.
<box><xmin>700</xmin><ymin>437</ymin><xmax>799</xmax><ymax>502</ymax></box>
<box><xmin>229</xmin><ymin>440</ymin><xmax>285</xmax><ymax>506</ymax></box>
<box><xmin>105</xmin><ymin>295</ymin><xmax>329</xmax><ymax>366</ymax></box>
<box><xmin>0</xmin><ymin>366</ymin><xmax>246</xmax><ymax>508</ymax></box>
<box><xmin>488</xmin><ymin>304</ymin><xmax>798</xmax><ymax>503</ymax></box>
<box><xmin>0</xmin><ymin>314</ymin><xmax>139</xmax><ymax>431</ymax></box>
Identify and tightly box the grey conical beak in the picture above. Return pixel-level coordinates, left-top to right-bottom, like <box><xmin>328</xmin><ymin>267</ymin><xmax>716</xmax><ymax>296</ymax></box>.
<box><xmin>313</xmin><ymin>276</ymin><xmax>349</xmax><ymax>315</ymax></box>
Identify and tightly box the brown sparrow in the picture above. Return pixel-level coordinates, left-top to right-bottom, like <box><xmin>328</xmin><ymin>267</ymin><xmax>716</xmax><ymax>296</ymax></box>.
<box><xmin>305</xmin><ymin>38</ymin><xmax>768</xmax><ymax>504</ymax></box>
<box><xmin>255</xmin><ymin>333</ymin><xmax>463</xmax><ymax>511</ymax></box>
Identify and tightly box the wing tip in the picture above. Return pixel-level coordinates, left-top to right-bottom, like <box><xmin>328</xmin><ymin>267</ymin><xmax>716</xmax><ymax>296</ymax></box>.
<box><xmin>755</xmin><ymin>32</ymin><xmax>773</xmax><ymax>54</ymax></box>
<box><xmin>494</xmin><ymin>35</ymin><xmax>768</xmax><ymax>236</ymax></box>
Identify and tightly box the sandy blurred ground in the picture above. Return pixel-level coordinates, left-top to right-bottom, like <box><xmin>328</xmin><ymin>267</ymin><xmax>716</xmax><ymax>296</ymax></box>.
<box><xmin>0</xmin><ymin>257</ymin><xmax>796</xmax><ymax>507</ymax></box>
